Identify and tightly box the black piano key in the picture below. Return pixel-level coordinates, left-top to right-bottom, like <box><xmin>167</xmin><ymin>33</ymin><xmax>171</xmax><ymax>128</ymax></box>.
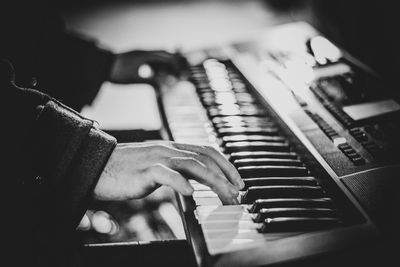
<box><xmin>190</xmin><ymin>72</ymin><xmax>208</xmax><ymax>79</ymax></box>
<box><xmin>215</xmin><ymin>121</ymin><xmax>277</xmax><ymax>129</ymax></box>
<box><xmin>222</xmin><ymin>135</ymin><xmax>286</xmax><ymax>144</ymax></box>
<box><xmin>234</xmin><ymin>158</ymin><xmax>303</xmax><ymax>168</ymax></box>
<box><xmin>217</xmin><ymin>127</ymin><xmax>280</xmax><ymax>136</ymax></box>
<box><xmin>231</xmin><ymin>84</ymin><xmax>248</xmax><ymax>93</ymax></box>
<box><xmin>212</xmin><ymin>116</ymin><xmax>273</xmax><ymax>125</ymax></box>
<box><xmin>249</xmin><ymin>198</ymin><xmax>334</xmax><ymax>213</ymax></box>
<box><xmin>254</xmin><ymin>208</ymin><xmax>337</xmax><ymax>223</ymax></box>
<box><xmin>239</xmin><ymin>105</ymin><xmax>266</xmax><ymax>113</ymax></box>
<box><xmin>194</xmin><ymin>82</ymin><xmax>211</xmax><ymax>89</ymax></box>
<box><xmin>238</xmin><ymin>166</ymin><xmax>309</xmax><ymax>178</ymax></box>
<box><xmin>242</xmin><ymin>177</ymin><xmax>317</xmax><ymax>189</ymax></box>
<box><xmin>234</xmin><ymin>92</ymin><xmax>256</xmax><ymax>102</ymax></box>
<box><xmin>224</xmin><ymin>141</ymin><xmax>290</xmax><ymax>153</ymax></box>
<box><xmin>208</xmin><ymin>108</ymin><xmax>265</xmax><ymax>118</ymax></box>
<box><xmin>259</xmin><ymin>217</ymin><xmax>340</xmax><ymax>233</ymax></box>
<box><xmin>242</xmin><ymin>185</ymin><xmax>324</xmax><ymax>203</ymax></box>
<box><xmin>230</xmin><ymin>151</ymin><xmax>298</xmax><ymax>162</ymax></box>
<box><xmin>197</xmin><ymin>88</ymin><xmax>214</xmax><ymax>95</ymax></box>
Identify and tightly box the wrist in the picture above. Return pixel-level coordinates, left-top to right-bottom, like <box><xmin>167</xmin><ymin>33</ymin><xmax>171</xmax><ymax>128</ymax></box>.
<box><xmin>107</xmin><ymin>52</ymin><xmax>120</xmax><ymax>82</ymax></box>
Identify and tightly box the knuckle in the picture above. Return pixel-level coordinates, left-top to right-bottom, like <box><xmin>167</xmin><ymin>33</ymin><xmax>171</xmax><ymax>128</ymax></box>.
<box><xmin>197</xmin><ymin>154</ymin><xmax>211</xmax><ymax>164</ymax></box>
<box><xmin>214</xmin><ymin>174</ymin><xmax>227</xmax><ymax>183</ymax></box>
<box><xmin>182</xmin><ymin>157</ymin><xmax>201</xmax><ymax>169</ymax></box>
<box><xmin>154</xmin><ymin>144</ymin><xmax>171</xmax><ymax>154</ymax></box>
<box><xmin>209</xmin><ymin>179</ymin><xmax>225</xmax><ymax>192</ymax></box>
<box><xmin>190</xmin><ymin>157</ymin><xmax>205</xmax><ymax>169</ymax></box>
<box><xmin>168</xmin><ymin>141</ymin><xmax>176</xmax><ymax>147</ymax></box>
<box><xmin>169</xmin><ymin>157</ymin><xmax>200</xmax><ymax>169</ymax></box>
<box><xmin>148</xmin><ymin>163</ymin><xmax>164</xmax><ymax>174</ymax></box>
<box><xmin>168</xmin><ymin>157</ymin><xmax>181</xmax><ymax>168</ymax></box>
<box><xmin>204</xmin><ymin>145</ymin><xmax>219</xmax><ymax>155</ymax></box>
<box><xmin>206</xmin><ymin>173</ymin><xmax>223</xmax><ymax>187</ymax></box>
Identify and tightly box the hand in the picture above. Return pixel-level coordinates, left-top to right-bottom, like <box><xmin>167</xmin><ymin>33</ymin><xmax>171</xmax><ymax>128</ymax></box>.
<box><xmin>94</xmin><ymin>142</ymin><xmax>244</xmax><ymax>205</ymax></box>
<box><xmin>108</xmin><ymin>50</ymin><xmax>188</xmax><ymax>84</ymax></box>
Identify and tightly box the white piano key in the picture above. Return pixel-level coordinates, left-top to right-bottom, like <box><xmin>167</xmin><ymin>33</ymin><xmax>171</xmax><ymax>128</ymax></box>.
<box><xmin>173</xmin><ymin>131</ymin><xmax>208</xmax><ymax>137</ymax></box>
<box><xmin>193</xmin><ymin>191</ymin><xmax>218</xmax><ymax>198</ymax></box>
<box><xmin>196</xmin><ymin>205</ymin><xmax>248</xmax><ymax>214</ymax></box>
<box><xmin>201</xmin><ymin>220</ymin><xmax>261</xmax><ymax>230</ymax></box>
<box><xmin>192</xmin><ymin>183</ymin><xmax>211</xmax><ymax>191</ymax></box>
<box><xmin>197</xmin><ymin>212</ymin><xmax>254</xmax><ymax>222</ymax></box>
<box><xmin>205</xmin><ymin>238</ymin><xmax>267</xmax><ymax>255</ymax></box>
<box><xmin>169</xmin><ymin>122</ymin><xmax>206</xmax><ymax>128</ymax></box>
<box><xmin>203</xmin><ymin>228</ymin><xmax>262</xmax><ymax>240</ymax></box>
<box><xmin>194</xmin><ymin>197</ymin><xmax>222</xmax><ymax>206</ymax></box>
<box><xmin>173</xmin><ymin>138</ymin><xmax>211</xmax><ymax>143</ymax></box>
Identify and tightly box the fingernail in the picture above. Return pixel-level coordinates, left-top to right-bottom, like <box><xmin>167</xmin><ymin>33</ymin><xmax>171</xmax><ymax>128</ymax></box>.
<box><xmin>237</xmin><ymin>179</ymin><xmax>245</xmax><ymax>190</ymax></box>
<box><xmin>185</xmin><ymin>186</ymin><xmax>194</xmax><ymax>195</ymax></box>
<box><xmin>231</xmin><ymin>197</ymin><xmax>239</xmax><ymax>205</ymax></box>
<box><xmin>230</xmin><ymin>185</ymin><xmax>239</xmax><ymax>196</ymax></box>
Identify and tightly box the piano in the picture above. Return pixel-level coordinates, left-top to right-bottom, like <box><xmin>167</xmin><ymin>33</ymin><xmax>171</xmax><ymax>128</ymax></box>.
<box><xmin>158</xmin><ymin>22</ymin><xmax>400</xmax><ymax>267</ymax></box>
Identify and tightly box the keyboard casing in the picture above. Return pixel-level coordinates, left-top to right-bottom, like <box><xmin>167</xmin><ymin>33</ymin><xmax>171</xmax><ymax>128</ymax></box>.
<box><xmin>158</xmin><ymin>22</ymin><xmax>398</xmax><ymax>267</ymax></box>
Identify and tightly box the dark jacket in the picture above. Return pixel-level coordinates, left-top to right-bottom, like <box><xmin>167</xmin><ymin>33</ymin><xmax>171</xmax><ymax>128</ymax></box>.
<box><xmin>1</xmin><ymin>1</ymin><xmax>117</xmax><ymax>266</ymax></box>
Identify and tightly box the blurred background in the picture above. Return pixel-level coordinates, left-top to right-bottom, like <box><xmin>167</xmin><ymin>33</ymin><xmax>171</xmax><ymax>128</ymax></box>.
<box><xmin>56</xmin><ymin>0</ymin><xmax>312</xmax><ymax>246</ymax></box>
<box><xmin>52</xmin><ymin>0</ymin><xmax>399</xmax><ymax>253</ymax></box>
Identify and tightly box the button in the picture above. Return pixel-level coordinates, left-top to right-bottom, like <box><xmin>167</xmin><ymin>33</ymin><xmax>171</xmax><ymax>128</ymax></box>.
<box><xmin>353</xmin><ymin>132</ymin><xmax>368</xmax><ymax>142</ymax></box>
<box><xmin>338</xmin><ymin>143</ymin><xmax>352</xmax><ymax>150</ymax></box>
<box><xmin>345</xmin><ymin>152</ymin><xmax>360</xmax><ymax>158</ymax></box>
<box><xmin>333</xmin><ymin>137</ymin><xmax>347</xmax><ymax>146</ymax></box>
<box><xmin>349</xmin><ymin>128</ymin><xmax>361</xmax><ymax>134</ymax></box>
<box><xmin>351</xmin><ymin>156</ymin><xmax>366</xmax><ymax>165</ymax></box>
<box><xmin>338</xmin><ymin>144</ymin><xmax>356</xmax><ymax>154</ymax></box>
<box><xmin>342</xmin><ymin>148</ymin><xmax>356</xmax><ymax>154</ymax></box>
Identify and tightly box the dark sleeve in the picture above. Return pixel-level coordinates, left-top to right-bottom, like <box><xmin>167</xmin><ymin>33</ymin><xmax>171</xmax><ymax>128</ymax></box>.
<box><xmin>2</xmin><ymin>62</ymin><xmax>117</xmax><ymax>228</ymax></box>
<box><xmin>32</xmin><ymin>99</ymin><xmax>117</xmax><ymax>227</ymax></box>
<box><xmin>36</xmin><ymin>15</ymin><xmax>115</xmax><ymax>111</ymax></box>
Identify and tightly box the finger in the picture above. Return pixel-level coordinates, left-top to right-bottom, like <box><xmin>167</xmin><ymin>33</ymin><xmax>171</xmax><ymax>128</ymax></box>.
<box><xmin>149</xmin><ymin>143</ymin><xmax>240</xmax><ymax>193</ymax></box>
<box><xmin>151</xmin><ymin>144</ymin><xmax>199</xmax><ymax>159</ymax></box>
<box><xmin>148</xmin><ymin>163</ymin><xmax>194</xmax><ymax>196</ymax></box>
<box><xmin>146</xmin><ymin>52</ymin><xmax>186</xmax><ymax>75</ymax></box>
<box><xmin>195</xmin><ymin>153</ymin><xmax>226</xmax><ymax>178</ymax></box>
<box><xmin>155</xmin><ymin>51</ymin><xmax>188</xmax><ymax>69</ymax></box>
<box><xmin>167</xmin><ymin>157</ymin><xmax>239</xmax><ymax>205</ymax></box>
<box><xmin>171</xmin><ymin>143</ymin><xmax>244</xmax><ymax>189</ymax></box>
<box><xmin>148</xmin><ymin>60</ymin><xmax>181</xmax><ymax>76</ymax></box>
<box><xmin>155</xmin><ymin>143</ymin><xmax>227</xmax><ymax>179</ymax></box>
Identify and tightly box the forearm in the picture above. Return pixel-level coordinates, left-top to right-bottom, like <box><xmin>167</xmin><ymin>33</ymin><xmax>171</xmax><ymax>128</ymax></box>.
<box><xmin>4</xmin><ymin>78</ymin><xmax>117</xmax><ymax>229</ymax></box>
<box><xmin>30</xmin><ymin>97</ymin><xmax>117</xmax><ymax>227</ymax></box>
